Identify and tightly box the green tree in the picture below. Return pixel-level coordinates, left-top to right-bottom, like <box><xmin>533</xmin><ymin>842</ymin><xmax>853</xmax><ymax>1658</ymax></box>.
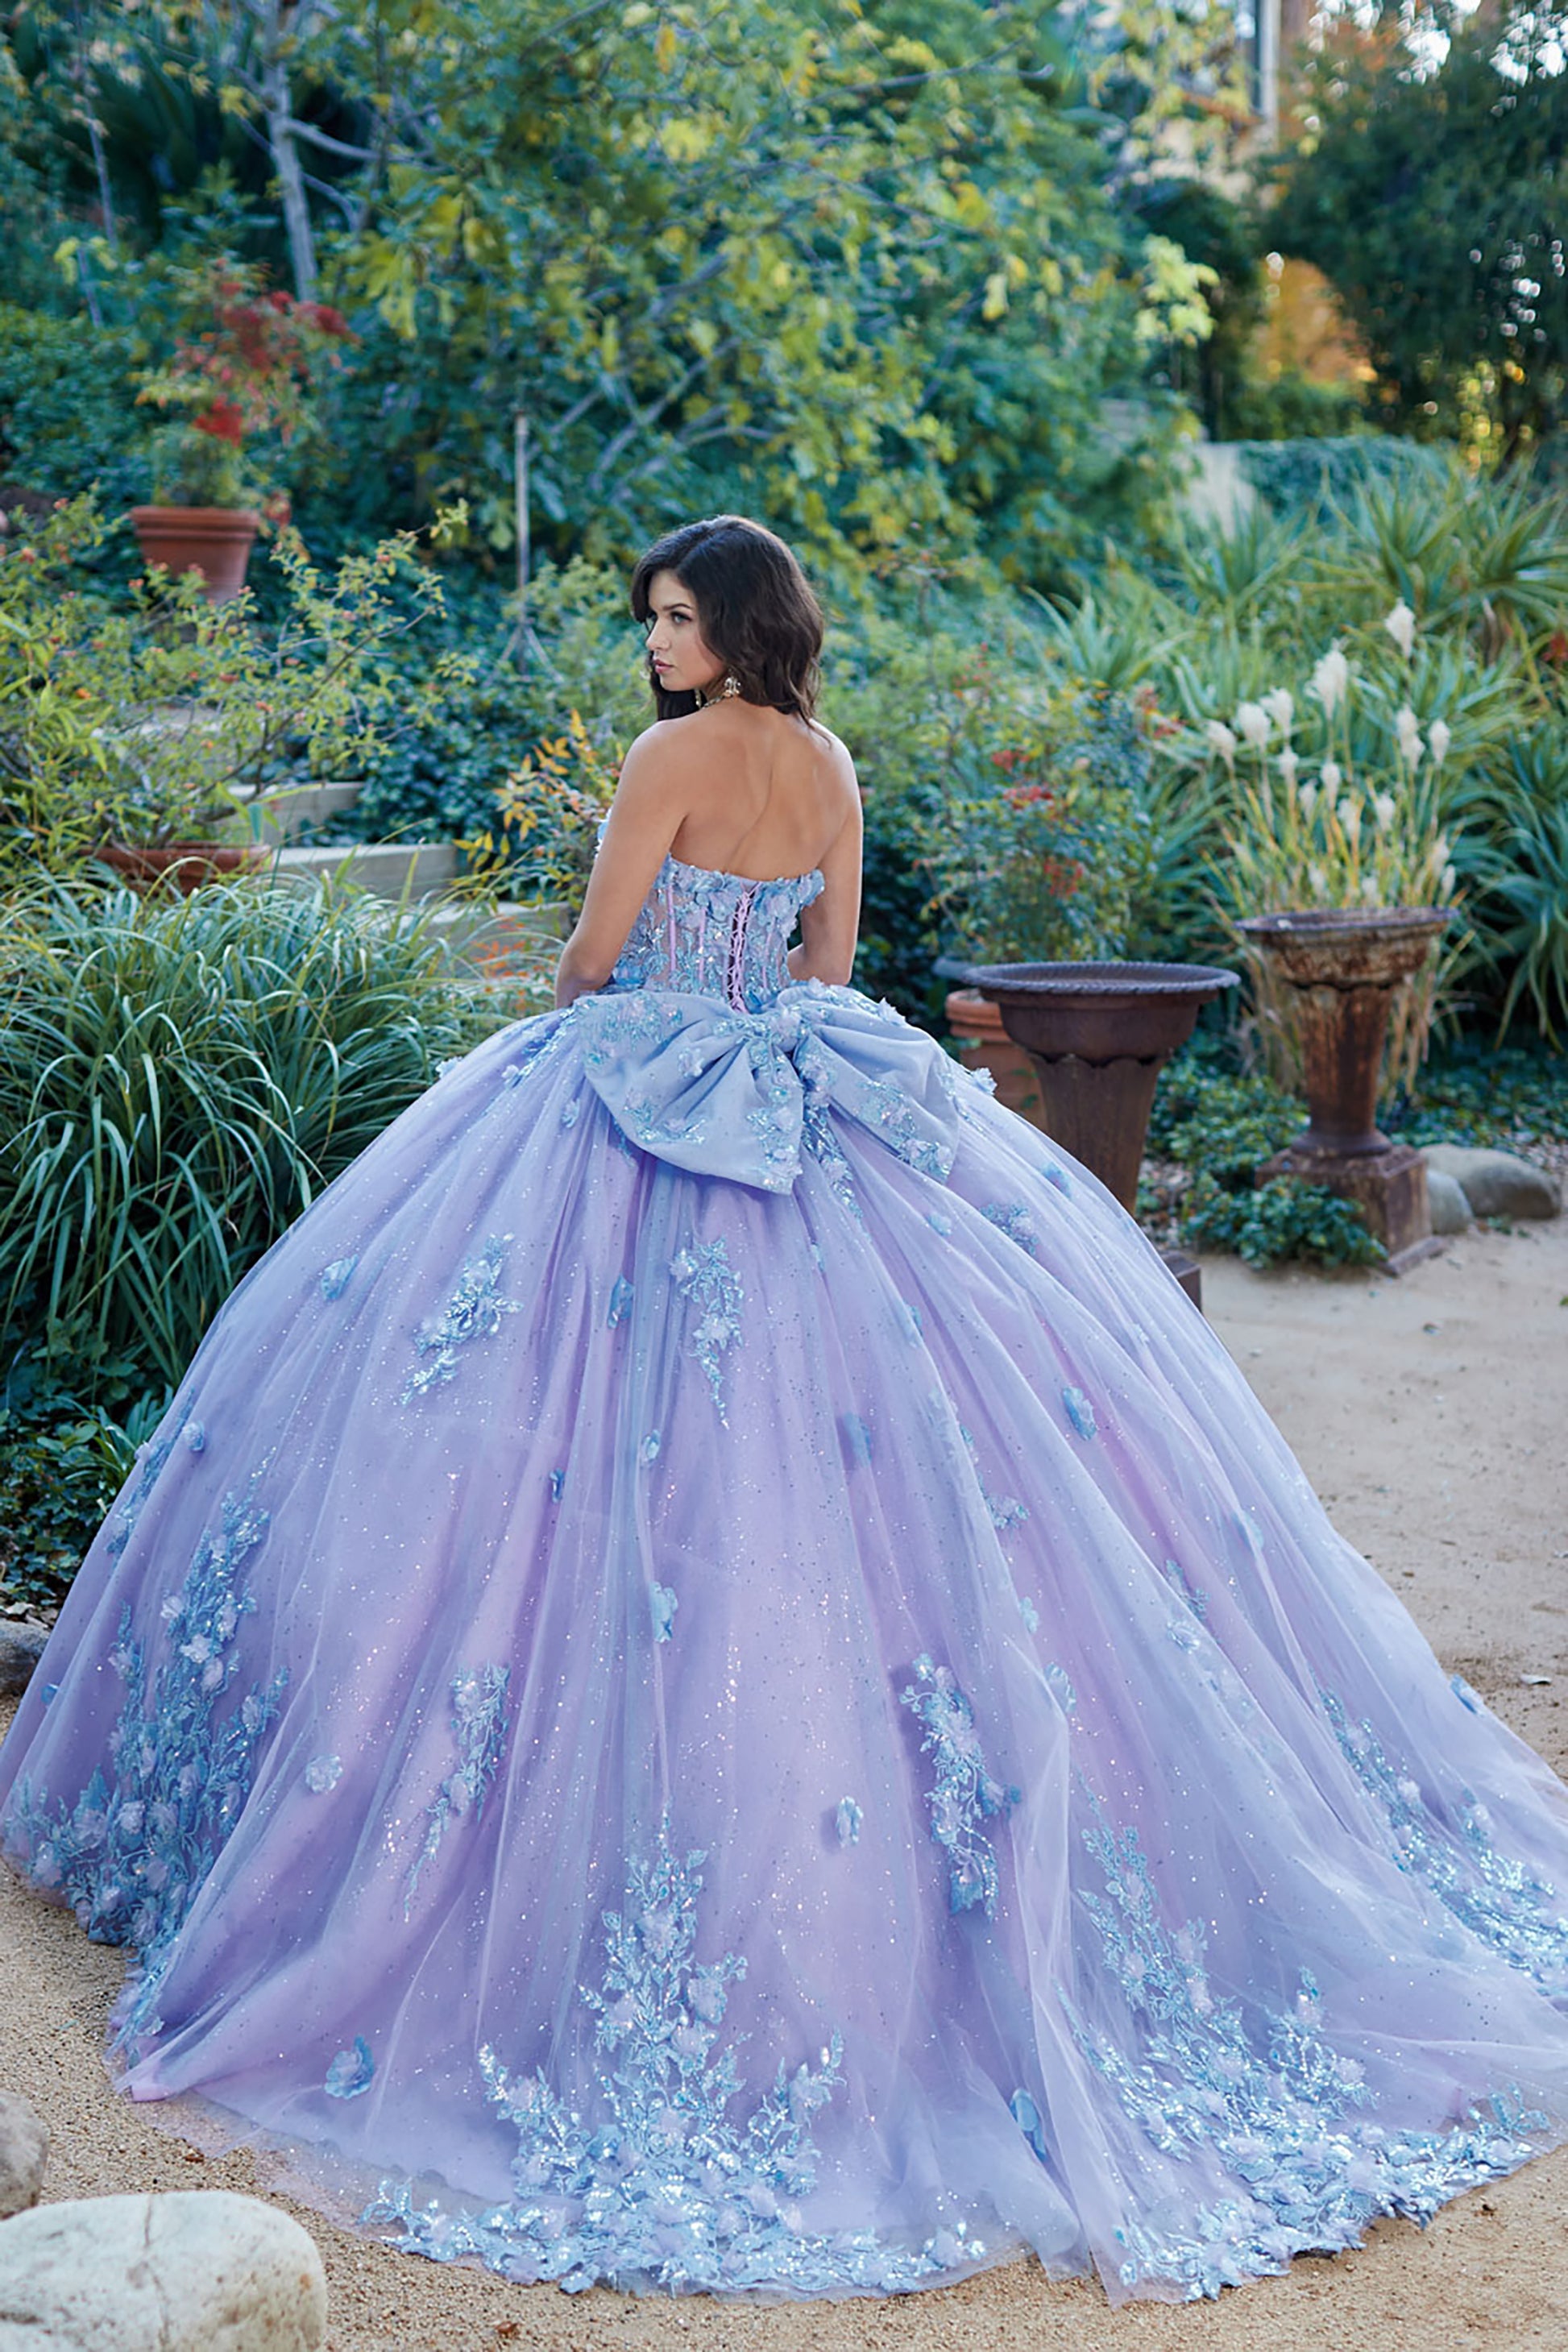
<box><xmin>1277</xmin><ymin>2</ymin><xmax>1568</xmax><ymax>460</ymax></box>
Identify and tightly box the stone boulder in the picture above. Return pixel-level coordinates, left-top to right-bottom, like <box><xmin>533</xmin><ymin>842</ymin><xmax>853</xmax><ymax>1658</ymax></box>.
<box><xmin>0</xmin><ymin>1624</ymin><xmax>48</xmax><ymax>1699</ymax></box>
<box><xmin>1425</xmin><ymin>1167</ymin><xmax>1472</xmax><ymax>1235</ymax></box>
<box><xmin>1421</xmin><ymin>1144</ymin><xmax>1561</xmax><ymax>1222</ymax></box>
<box><xmin>0</xmin><ymin>2192</ymin><xmax>326</xmax><ymax>2352</ymax></box>
<box><xmin>0</xmin><ymin>2093</ymin><xmax>48</xmax><ymax>2218</ymax></box>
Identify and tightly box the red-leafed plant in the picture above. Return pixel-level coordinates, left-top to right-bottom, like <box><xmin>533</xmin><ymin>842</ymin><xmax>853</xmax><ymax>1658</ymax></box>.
<box><xmin>133</xmin><ymin>260</ymin><xmax>355</xmax><ymax>511</ymax></box>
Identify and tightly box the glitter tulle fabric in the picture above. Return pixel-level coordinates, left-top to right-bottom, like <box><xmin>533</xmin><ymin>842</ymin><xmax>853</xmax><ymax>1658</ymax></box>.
<box><xmin>8</xmin><ymin>844</ymin><xmax>1568</xmax><ymax>2305</ymax></box>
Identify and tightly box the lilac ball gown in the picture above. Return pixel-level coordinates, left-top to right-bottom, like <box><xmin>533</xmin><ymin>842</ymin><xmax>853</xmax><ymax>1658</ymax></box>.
<box><xmin>6</xmin><ymin>844</ymin><xmax>1568</xmax><ymax>2307</ymax></box>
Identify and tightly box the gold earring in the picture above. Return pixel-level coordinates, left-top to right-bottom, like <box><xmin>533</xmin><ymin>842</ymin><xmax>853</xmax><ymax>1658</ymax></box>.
<box><xmin>695</xmin><ymin>671</ymin><xmax>742</xmax><ymax>707</ymax></box>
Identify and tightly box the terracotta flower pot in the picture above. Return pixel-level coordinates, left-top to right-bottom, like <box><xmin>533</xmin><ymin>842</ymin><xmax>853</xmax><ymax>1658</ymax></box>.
<box><xmin>94</xmin><ymin>841</ymin><xmax>268</xmax><ymax>896</ymax></box>
<box><xmin>129</xmin><ymin>505</ymin><xmax>261</xmax><ymax>603</ymax></box>
<box><xmin>944</xmin><ymin>989</ymin><xmax>1046</xmax><ymax>1128</ymax></box>
<box><xmin>1235</xmin><ymin>906</ymin><xmax>1450</xmax><ymax>1273</ymax></box>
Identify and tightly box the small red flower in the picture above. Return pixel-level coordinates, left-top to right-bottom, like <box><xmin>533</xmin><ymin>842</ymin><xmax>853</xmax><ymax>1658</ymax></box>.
<box><xmin>193</xmin><ymin>398</ymin><xmax>245</xmax><ymax>444</ymax></box>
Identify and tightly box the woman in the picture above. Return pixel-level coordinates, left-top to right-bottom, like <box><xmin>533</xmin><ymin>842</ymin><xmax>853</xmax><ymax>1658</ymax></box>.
<box><xmin>6</xmin><ymin>513</ymin><xmax>1568</xmax><ymax>2307</ymax></box>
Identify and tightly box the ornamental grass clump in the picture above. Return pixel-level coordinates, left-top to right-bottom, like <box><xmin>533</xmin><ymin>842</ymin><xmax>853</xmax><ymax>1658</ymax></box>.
<box><xmin>0</xmin><ymin>877</ymin><xmax>497</xmax><ymax>1403</ymax></box>
<box><xmin>1193</xmin><ymin>606</ymin><xmax>1466</xmax><ymax>1092</ymax></box>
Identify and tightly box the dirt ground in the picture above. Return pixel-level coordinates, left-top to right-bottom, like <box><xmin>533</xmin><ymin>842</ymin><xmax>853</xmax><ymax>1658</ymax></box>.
<box><xmin>2</xmin><ymin>1215</ymin><xmax>1566</xmax><ymax>2352</ymax></box>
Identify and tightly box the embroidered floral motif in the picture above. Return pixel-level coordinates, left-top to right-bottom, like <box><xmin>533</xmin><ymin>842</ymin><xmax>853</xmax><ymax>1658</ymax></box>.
<box><xmin>305</xmin><ymin>1755</ymin><xmax>342</xmax><ymax>1794</ymax></box>
<box><xmin>320</xmin><ymin>1254</ymin><xmax>359</xmax><ymax>1300</ymax></box>
<box><xmin>959</xmin><ymin>1424</ymin><xmax>1027</xmax><ymax>1532</ymax></box>
<box><xmin>1043</xmin><ymin>1663</ymin><xmax>1076</xmax><ymax>1713</ymax></box>
<box><xmin>1065</xmin><ymin>1796</ymin><xmax>1547</xmax><ymax>2298</ymax></box>
<box><xmin>607</xmin><ymin>1275</ymin><xmax>634</xmax><ymax>1328</ymax></box>
<box><xmin>840</xmin><ymin>1412</ymin><xmax>873</xmax><ymax>1466</ymax></box>
<box><xmin>670</xmin><ymin>1240</ymin><xmax>745</xmax><ymax>1423</ymax></box>
<box><xmin>927</xmin><ymin>1211</ymin><xmax>953</xmax><ymax>1236</ymax></box>
<box><xmin>1018</xmin><ymin>1593</ymin><xmax>1040</xmax><ymax>1634</ymax></box>
<box><xmin>182</xmin><ymin>1420</ymin><xmax>205</xmax><ymax>1454</ymax></box>
<box><xmin>640</xmin><ymin>1430</ymin><xmax>661</xmax><ymax>1465</ymax></box>
<box><xmin>401</xmin><ymin>1235</ymin><xmax>522</xmax><ymax>1403</ymax></box>
<box><xmin>405</xmin><ymin>1665</ymin><xmax>512</xmax><ymax>1914</ymax></box>
<box><xmin>1159</xmin><ymin>1556</ymin><xmax>1209</xmax><ymax>1621</ymax></box>
<box><xmin>1063</xmin><ymin>1386</ymin><xmax>1097</xmax><ymax>1441</ymax></box>
<box><xmin>364</xmin><ymin>1838</ymin><xmax>962</xmax><ymax>2293</ymax></box>
<box><xmin>650</xmin><ymin>1584</ymin><xmax>678</xmax><ymax>1644</ymax></box>
<box><xmin>836</xmin><ymin>1798</ymin><xmax>863</xmax><ymax>1847</ymax></box>
<box><xmin>326</xmin><ymin>2037</ymin><xmax>375</xmax><ymax>2099</ymax></box>
<box><xmin>105</xmin><ymin>1428</ymin><xmax>177</xmax><ymax>1559</ymax></box>
<box><xmin>982</xmin><ymin>1201</ymin><xmax>1038</xmax><ymax>1255</ymax></box>
<box><xmin>899</xmin><ymin>1655</ymin><xmax>1019</xmax><ymax>1919</ymax></box>
<box><xmin>1321</xmin><ymin>1691</ymin><xmax>1568</xmax><ymax>1995</ymax></box>
<box><xmin>1</xmin><ymin>1461</ymin><xmax>285</xmax><ymax>2056</ymax></box>
<box><xmin>548</xmin><ymin>1468</ymin><xmax>566</xmax><ymax>1501</ymax></box>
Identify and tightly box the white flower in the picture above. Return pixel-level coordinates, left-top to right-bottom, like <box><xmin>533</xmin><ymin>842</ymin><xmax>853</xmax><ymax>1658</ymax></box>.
<box><xmin>1361</xmin><ymin>874</ymin><xmax>1380</xmax><ymax>903</ymax></box>
<box><xmin>1374</xmin><ymin>792</ymin><xmax>1397</xmax><ymax>832</ymax></box>
<box><xmin>1277</xmin><ymin>747</ymin><xmax>1300</xmax><ymax>790</ymax></box>
<box><xmin>1396</xmin><ymin>704</ymin><xmax>1424</xmax><ymax>765</ymax></box>
<box><xmin>1263</xmin><ymin>687</ymin><xmax>1295</xmax><ymax>732</ymax></box>
<box><xmin>1308</xmin><ymin>862</ymin><xmax>1328</xmax><ymax>897</ymax></box>
<box><xmin>1441</xmin><ymin>861</ymin><xmax>1457</xmax><ymax>894</ymax></box>
<box><xmin>1383</xmin><ymin>599</ymin><xmax>1417</xmax><ymax>658</ymax></box>
<box><xmin>1428</xmin><ymin>717</ymin><xmax>1451</xmax><ymax>766</ymax></box>
<box><xmin>1205</xmin><ymin>719</ymin><xmax>1238</xmax><ymax>764</ymax></box>
<box><xmin>1235</xmin><ymin>700</ymin><xmax>1271</xmax><ymax>749</ymax></box>
<box><xmin>1298</xmin><ymin>779</ymin><xmax>1317</xmax><ymax>815</ymax></box>
<box><xmin>1310</xmin><ymin>646</ymin><xmax>1350</xmax><ymax>715</ymax></box>
<box><xmin>1320</xmin><ymin>760</ymin><xmax>1342</xmax><ymax>794</ymax></box>
<box><xmin>1338</xmin><ymin>798</ymin><xmax>1362</xmax><ymax>840</ymax></box>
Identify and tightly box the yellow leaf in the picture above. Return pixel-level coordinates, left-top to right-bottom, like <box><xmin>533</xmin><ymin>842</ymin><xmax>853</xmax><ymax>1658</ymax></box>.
<box><xmin>982</xmin><ymin>270</ymin><xmax>1009</xmax><ymax>321</ymax></box>
<box><xmin>655</xmin><ymin>20</ymin><xmax>678</xmax><ymax>70</ymax></box>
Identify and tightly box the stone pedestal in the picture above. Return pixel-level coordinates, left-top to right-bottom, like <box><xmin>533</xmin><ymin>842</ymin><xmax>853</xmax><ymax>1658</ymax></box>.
<box><xmin>1263</xmin><ymin>1139</ymin><xmax>1445</xmax><ymax>1275</ymax></box>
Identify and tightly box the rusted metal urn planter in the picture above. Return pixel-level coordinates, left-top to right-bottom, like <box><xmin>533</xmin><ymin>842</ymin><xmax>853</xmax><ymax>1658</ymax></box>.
<box><xmin>961</xmin><ymin>960</ymin><xmax>1240</xmax><ymax>1309</ymax></box>
<box><xmin>1236</xmin><ymin>906</ymin><xmax>1450</xmax><ymax>1276</ymax></box>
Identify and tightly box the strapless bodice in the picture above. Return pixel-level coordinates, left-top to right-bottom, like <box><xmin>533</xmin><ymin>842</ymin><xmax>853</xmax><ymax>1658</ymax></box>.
<box><xmin>606</xmin><ymin>847</ymin><xmax>824</xmax><ymax>1013</ymax></box>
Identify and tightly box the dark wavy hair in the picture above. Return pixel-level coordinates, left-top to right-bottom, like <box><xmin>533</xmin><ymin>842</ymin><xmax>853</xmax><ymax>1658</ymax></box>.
<box><xmin>629</xmin><ymin>515</ymin><xmax>823</xmax><ymax>722</ymax></box>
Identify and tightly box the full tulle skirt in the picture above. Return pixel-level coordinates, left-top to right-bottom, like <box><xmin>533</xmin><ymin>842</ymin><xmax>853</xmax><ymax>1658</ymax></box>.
<box><xmin>6</xmin><ymin>981</ymin><xmax>1568</xmax><ymax>2304</ymax></box>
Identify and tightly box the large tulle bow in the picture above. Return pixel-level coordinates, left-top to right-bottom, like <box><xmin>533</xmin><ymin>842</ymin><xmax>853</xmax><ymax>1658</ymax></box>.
<box><xmin>558</xmin><ymin>981</ymin><xmax>967</xmax><ymax>1192</ymax></box>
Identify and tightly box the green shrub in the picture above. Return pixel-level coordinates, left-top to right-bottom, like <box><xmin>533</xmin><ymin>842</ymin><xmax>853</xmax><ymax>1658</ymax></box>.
<box><xmin>1181</xmin><ymin>1172</ymin><xmax>1386</xmax><ymax>1270</ymax></box>
<box><xmin>0</xmin><ymin>304</ymin><xmax>150</xmax><ymax>524</ymax></box>
<box><xmin>0</xmin><ymin>877</ymin><xmax>498</xmax><ymax>1403</ymax></box>
<box><xmin>1233</xmin><ymin>436</ymin><xmax>1449</xmax><ymax>516</ymax></box>
<box><xmin>0</xmin><ymin>1359</ymin><xmax>160</xmax><ymax>1624</ymax></box>
<box><xmin>826</xmin><ymin>600</ymin><xmax>1156</xmax><ymax>1023</ymax></box>
<box><xmin>1147</xmin><ymin>1044</ymin><xmax>1385</xmax><ymax>1268</ymax></box>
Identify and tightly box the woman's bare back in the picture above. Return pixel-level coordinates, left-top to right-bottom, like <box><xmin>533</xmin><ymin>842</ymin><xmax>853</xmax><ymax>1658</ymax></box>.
<box><xmin>665</xmin><ymin>703</ymin><xmax>857</xmax><ymax>879</ymax></box>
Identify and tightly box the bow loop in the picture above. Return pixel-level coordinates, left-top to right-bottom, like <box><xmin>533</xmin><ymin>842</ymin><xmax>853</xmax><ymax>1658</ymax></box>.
<box><xmin>573</xmin><ymin>983</ymin><xmax>962</xmax><ymax>1193</ymax></box>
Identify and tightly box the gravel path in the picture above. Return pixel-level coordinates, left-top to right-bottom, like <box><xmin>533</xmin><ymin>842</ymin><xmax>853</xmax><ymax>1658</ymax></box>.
<box><xmin>3</xmin><ymin>1215</ymin><xmax>1566</xmax><ymax>2351</ymax></box>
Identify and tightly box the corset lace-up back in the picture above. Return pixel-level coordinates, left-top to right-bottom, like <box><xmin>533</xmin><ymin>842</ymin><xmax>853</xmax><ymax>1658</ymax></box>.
<box><xmin>608</xmin><ymin>852</ymin><xmax>825</xmax><ymax>1013</ymax></box>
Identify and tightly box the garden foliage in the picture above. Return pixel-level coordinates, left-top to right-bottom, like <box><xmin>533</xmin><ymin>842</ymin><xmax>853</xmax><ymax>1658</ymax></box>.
<box><xmin>0</xmin><ymin>877</ymin><xmax>495</xmax><ymax>1406</ymax></box>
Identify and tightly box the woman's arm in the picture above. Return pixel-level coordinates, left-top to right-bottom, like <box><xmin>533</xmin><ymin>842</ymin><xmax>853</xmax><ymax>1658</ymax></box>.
<box><xmin>553</xmin><ymin>728</ymin><xmax>687</xmax><ymax>1008</ymax></box>
<box><xmin>786</xmin><ymin>764</ymin><xmax>862</xmax><ymax>988</ymax></box>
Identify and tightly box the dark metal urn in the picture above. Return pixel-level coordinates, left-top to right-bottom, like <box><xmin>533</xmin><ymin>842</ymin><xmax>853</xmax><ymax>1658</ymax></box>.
<box><xmin>1235</xmin><ymin>906</ymin><xmax>1450</xmax><ymax>1274</ymax></box>
<box><xmin>960</xmin><ymin>960</ymin><xmax>1241</xmax><ymax>1306</ymax></box>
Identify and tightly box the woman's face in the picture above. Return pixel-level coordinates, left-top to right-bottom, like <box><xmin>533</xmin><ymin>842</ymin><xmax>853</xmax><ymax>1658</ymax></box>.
<box><xmin>643</xmin><ymin>568</ymin><xmax>726</xmax><ymax>697</ymax></box>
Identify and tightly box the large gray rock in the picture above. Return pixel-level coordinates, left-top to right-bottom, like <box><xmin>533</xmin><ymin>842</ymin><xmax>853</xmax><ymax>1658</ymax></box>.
<box><xmin>1425</xmin><ymin>1166</ymin><xmax>1472</xmax><ymax>1235</ymax></box>
<box><xmin>0</xmin><ymin>2096</ymin><xmax>47</xmax><ymax>2219</ymax></box>
<box><xmin>0</xmin><ymin>1625</ymin><xmax>48</xmax><ymax>1699</ymax></box>
<box><xmin>0</xmin><ymin>2192</ymin><xmax>326</xmax><ymax>2352</ymax></box>
<box><xmin>1421</xmin><ymin>1143</ymin><xmax>1562</xmax><ymax>1221</ymax></box>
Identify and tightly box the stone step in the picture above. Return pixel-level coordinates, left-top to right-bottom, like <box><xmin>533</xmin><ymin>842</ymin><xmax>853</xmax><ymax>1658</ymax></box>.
<box><xmin>257</xmin><ymin>840</ymin><xmax>459</xmax><ymax>898</ymax></box>
<box><xmin>228</xmin><ymin>778</ymin><xmax>367</xmax><ymax>841</ymax></box>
